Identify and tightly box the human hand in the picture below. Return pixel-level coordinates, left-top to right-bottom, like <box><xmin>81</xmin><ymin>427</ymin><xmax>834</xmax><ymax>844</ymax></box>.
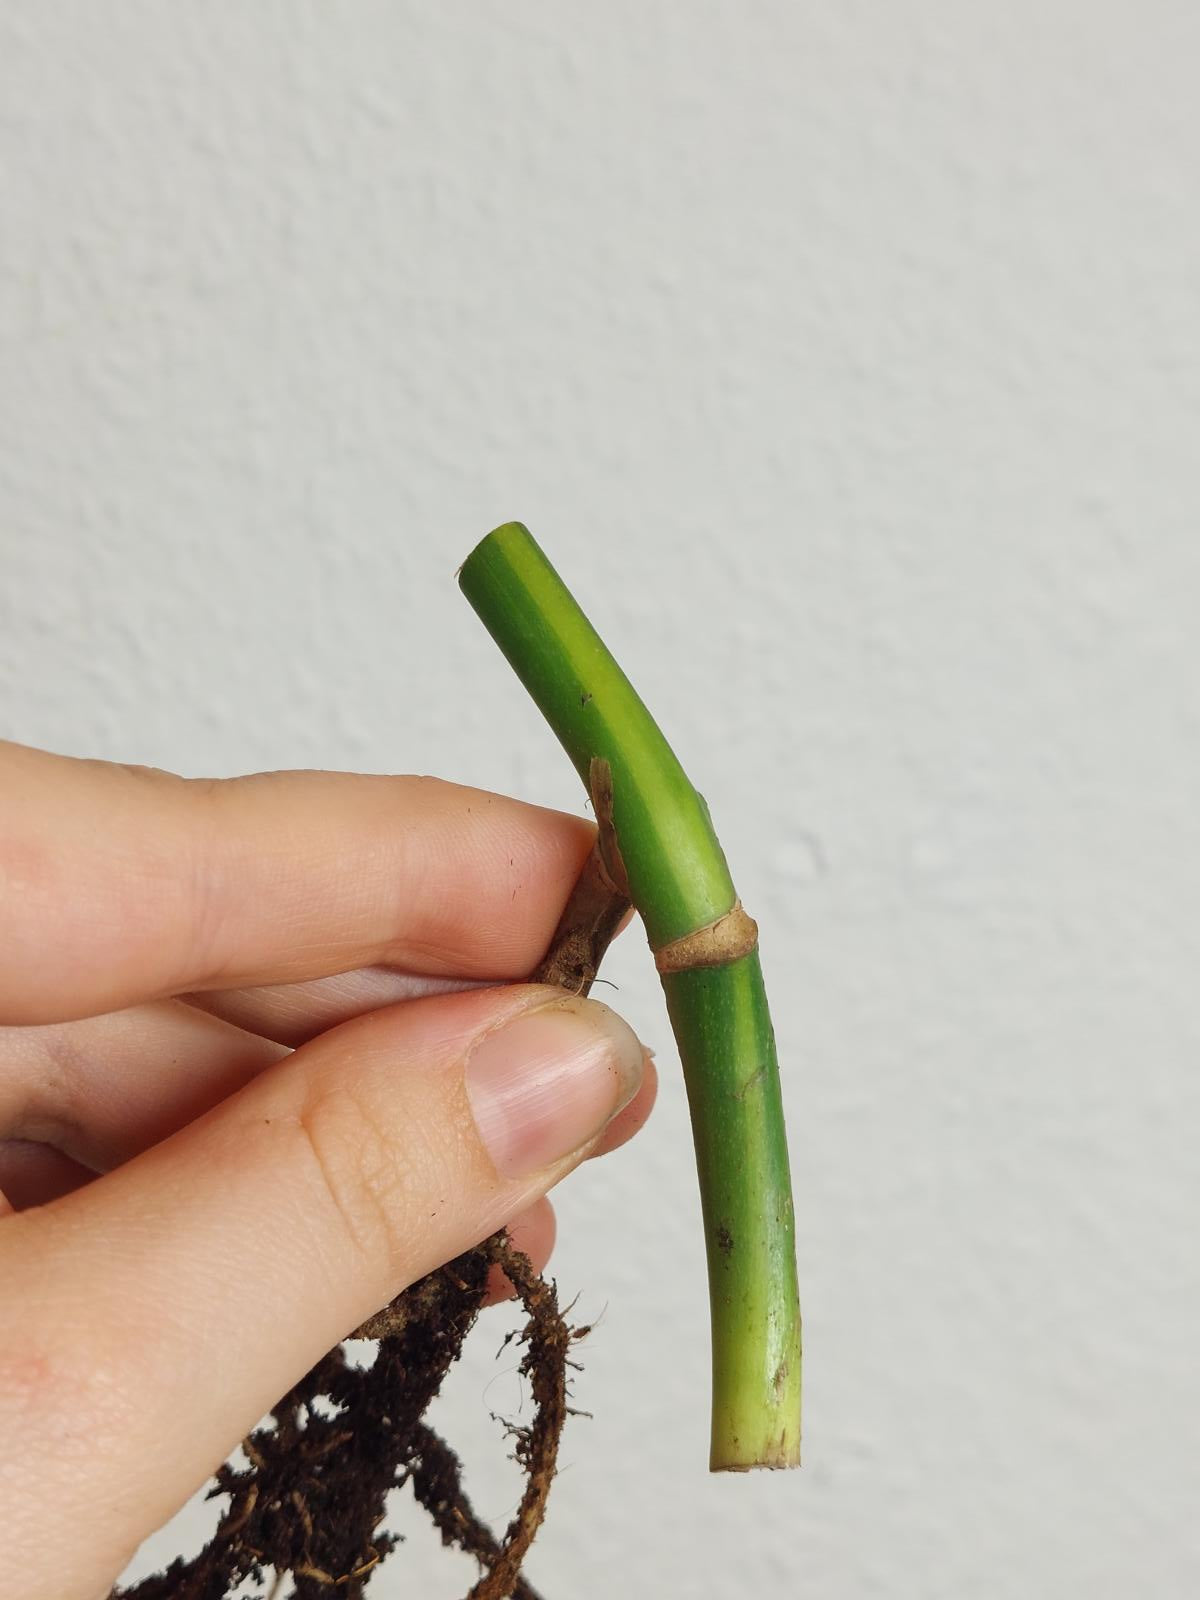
<box><xmin>0</xmin><ymin>741</ymin><xmax>655</xmax><ymax>1600</ymax></box>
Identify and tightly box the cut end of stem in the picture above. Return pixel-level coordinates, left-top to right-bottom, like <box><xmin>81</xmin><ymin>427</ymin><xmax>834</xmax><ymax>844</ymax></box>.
<box><xmin>710</xmin><ymin>1395</ymin><xmax>803</xmax><ymax>1465</ymax></box>
<box><xmin>713</xmin><ymin>1457</ymin><xmax>802</xmax><ymax>1474</ymax></box>
<box><xmin>708</xmin><ymin>1334</ymin><xmax>802</xmax><ymax>1473</ymax></box>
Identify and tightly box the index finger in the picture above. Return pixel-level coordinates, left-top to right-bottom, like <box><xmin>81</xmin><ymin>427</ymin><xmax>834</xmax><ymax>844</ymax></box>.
<box><xmin>0</xmin><ymin>741</ymin><xmax>595</xmax><ymax>1025</ymax></box>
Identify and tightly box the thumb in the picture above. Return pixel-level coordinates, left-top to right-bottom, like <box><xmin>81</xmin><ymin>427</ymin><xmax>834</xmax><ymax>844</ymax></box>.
<box><xmin>0</xmin><ymin>983</ymin><xmax>646</xmax><ymax>1600</ymax></box>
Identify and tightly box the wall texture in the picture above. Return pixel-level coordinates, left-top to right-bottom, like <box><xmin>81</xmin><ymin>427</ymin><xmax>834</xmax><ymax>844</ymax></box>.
<box><xmin>3</xmin><ymin>3</ymin><xmax>1199</xmax><ymax>1595</ymax></box>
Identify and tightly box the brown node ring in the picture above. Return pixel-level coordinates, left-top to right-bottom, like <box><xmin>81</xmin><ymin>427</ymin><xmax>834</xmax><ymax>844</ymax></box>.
<box><xmin>653</xmin><ymin>901</ymin><xmax>759</xmax><ymax>974</ymax></box>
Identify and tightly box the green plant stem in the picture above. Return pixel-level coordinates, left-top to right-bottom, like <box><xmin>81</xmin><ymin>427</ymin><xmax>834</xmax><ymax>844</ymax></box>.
<box><xmin>458</xmin><ymin>522</ymin><xmax>801</xmax><ymax>1470</ymax></box>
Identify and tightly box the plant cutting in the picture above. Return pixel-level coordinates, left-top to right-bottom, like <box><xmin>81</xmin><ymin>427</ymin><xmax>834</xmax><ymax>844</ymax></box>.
<box><xmin>459</xmin><ymin>521</ymin><xmax>803</xmax><ymax>1473</ymax></box>
<box><xmin>117</xmin><ymin>522</ymin><xmax>801</xmax><ymax>1599</ymax></box>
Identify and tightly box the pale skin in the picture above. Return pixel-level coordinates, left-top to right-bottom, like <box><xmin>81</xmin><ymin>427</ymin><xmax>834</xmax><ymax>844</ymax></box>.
<box><xmin>0</xmin><ymin>741</ymin><xmax>657</xmax><ymax>1600</ymax></box>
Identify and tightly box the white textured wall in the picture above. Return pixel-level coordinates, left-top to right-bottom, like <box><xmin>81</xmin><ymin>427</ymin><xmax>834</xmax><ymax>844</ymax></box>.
<box><xmin>4</xmin><ymin>4</ymin><xmax>1200</xmax><ymax>1596</ymax></box>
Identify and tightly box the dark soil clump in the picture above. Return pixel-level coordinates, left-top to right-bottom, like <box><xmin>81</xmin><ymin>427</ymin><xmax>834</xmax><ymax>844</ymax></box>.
<box><xmin>114</xmin><ymin>1235</ymin><xmax>573</xmax><ymax>1600</ymax></box>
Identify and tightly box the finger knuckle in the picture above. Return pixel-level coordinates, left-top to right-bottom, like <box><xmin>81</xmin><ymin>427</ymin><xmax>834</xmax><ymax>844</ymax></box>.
<box><xmin>294</xmin><ymin>1082</ymin><xmax>419</xmax><ymax>1278</ymax></box>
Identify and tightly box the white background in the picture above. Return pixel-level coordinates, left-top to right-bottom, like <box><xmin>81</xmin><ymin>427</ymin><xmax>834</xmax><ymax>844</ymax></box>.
<box><xmin>3</xmin><ymin>4</ymin><xmax>1199</xmax><ymax>1596</ymax></box>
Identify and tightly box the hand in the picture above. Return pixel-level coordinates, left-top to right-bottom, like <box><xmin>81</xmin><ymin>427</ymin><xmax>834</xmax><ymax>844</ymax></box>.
<box><xmin>0</xmin><ymin>741</ymin><xmax>655</xmax><ymax>1600</ymax></box>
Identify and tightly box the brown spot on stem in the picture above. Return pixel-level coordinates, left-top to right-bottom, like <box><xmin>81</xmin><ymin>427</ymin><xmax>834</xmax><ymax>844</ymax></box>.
<box><xmin>587</xmin><ymin>756</ymin><xmax>631</xmax><ymax>899</ymax></box>
<box><xmin>734</xmin><ymin>1063</ymin><xmax>768</xmax><ymax>1101</ymax></box>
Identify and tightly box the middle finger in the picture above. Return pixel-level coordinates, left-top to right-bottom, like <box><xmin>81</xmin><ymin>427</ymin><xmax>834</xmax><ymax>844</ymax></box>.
<box><xmin>0</xmin><ymin>1001</ymin><xmax>286</xmax><ymax>1171</ymax></box>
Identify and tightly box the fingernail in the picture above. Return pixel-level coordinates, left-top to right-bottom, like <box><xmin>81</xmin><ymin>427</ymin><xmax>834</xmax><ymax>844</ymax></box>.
<box><xmin>466</xmin><ymin>998</ymin><xmax>645</xmax><ymax>1178</ymax></box>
